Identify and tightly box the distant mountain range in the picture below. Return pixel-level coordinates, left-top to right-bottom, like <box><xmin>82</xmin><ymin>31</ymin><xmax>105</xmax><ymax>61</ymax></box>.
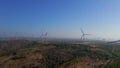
<box><xmin>108</xmin><ymin>40</ymin><xmax>120</xmax><ymax>43</ymax></box>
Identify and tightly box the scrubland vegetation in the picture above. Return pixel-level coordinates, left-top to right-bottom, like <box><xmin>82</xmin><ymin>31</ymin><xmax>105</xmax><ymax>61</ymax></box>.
<box><xmin>0</xmin><ymin>40</ymin><xmax>119</xmax><ymax>68</ymax></box>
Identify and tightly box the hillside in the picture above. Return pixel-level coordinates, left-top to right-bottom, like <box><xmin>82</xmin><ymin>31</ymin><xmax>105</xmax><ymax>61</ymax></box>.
<box><xmin>0</xmin><ymin>40</ymin><xmax>116</xmax><ymax>68</ymax></box>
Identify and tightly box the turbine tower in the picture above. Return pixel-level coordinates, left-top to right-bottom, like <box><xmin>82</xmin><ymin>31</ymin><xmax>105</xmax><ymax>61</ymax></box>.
<box><xmin>43</xmin><ymin>32</ymin><xmax>48</xmax><ymax>41</ymax></box>
<box><xmin>80</xmin><ymin>28</ymin><xmax>91</xmax><ymax>41</ymax></box>
<box><xmin>15</xmin><ymin>32</ymin><xmax>18</xmax><ymax>40</ymax></box>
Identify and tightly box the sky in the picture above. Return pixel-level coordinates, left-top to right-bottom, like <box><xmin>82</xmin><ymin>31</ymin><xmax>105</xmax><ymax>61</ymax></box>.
<box><xmin>0</xmin><ymin>0</ymin><xmax>120</xmax><ymax>40</ymax></box>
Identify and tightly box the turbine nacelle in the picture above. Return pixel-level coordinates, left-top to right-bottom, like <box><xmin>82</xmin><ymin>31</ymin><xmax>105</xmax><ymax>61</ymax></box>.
<box><xmin>84</xmin><ymin>34</ymin><xmax>91</xmax><ymax>35</ymax></box>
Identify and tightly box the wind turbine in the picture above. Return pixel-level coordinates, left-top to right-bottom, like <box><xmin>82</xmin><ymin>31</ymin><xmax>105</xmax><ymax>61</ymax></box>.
<box><xmin>15</xmin><ymin>32</ymin><xmax>18</xmax><ymax>40</ymax></box>
<box><xmin>41</xmin><ymin>32</ymin><xmax>48</xmax><ymax>42</ymax></box>
<box><xmin>80</xmin><ymin>28</ymin><xmax>91</xmax><ymax>41</ymax></box>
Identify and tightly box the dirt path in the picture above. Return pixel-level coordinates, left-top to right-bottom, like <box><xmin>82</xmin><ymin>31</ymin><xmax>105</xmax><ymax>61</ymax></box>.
<box><xmin>0</xmin><ymin>56</ymin><xmax>12</xmax><ymax>63</ymax></box>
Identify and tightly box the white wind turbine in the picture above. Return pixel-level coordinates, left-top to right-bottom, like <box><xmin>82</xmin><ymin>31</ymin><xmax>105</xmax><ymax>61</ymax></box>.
<box><xmin>80</xmin><ymin>28</ymin><xmax>91</xmax><ymax>41</ymax></box>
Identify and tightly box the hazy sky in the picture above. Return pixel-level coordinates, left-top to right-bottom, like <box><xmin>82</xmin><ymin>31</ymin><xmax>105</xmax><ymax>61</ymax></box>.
<box><xmin>0</xmin><ymin>0</ymin><xmax>120</xmax><ymax>40</ymax></box>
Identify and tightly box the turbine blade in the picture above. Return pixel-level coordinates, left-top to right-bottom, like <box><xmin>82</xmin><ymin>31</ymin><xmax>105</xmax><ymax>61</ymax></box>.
<box><xmin>86</xmin><ymin>34</ymin><xmax>92</xmax><ymax>35</ymax></box>
<box><xmin>80</xmin><ymin>28</ymin><xmax>84</xmax><ymax>34</ymax></box>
